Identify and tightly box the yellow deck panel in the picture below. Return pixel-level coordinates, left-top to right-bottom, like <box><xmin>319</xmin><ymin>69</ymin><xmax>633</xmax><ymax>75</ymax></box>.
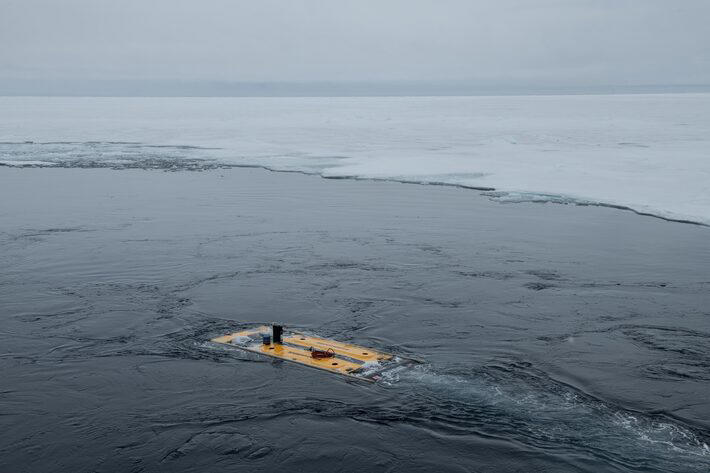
<box><xmin>210</xmin><ymin>326</ymin><xmax>403</xmax><ymax>381</ymax></box>
<box><xmin>256</xmin><ymin>343</ymin><xmax>363</xmax><ymax>374</ymax></box>
<box><xmin>284</xmin><ymin>334</ymin><xmax>392</xmax><ymax>362</ymax></box>
<box><xmin>212</xmin><ymin>327</ymin><xmax>391</xmax><ymax>363</ymax></box>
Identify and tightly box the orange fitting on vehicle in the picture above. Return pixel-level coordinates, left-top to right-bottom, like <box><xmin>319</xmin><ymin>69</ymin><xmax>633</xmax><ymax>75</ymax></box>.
<box><xmin>310</xmin><ymin>347</ymin><xmax>335</xmax><ymax>359</ymax></box>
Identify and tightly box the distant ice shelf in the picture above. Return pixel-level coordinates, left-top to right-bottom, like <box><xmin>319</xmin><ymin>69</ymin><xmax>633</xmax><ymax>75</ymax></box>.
<box><xmin>1</xmin><ymin>94</ymin><xmax>709</xmax><ymax>225</ymax></box>
<box><xmin>0</xmin><ymin>159</ymin><xmax>57</xmax><ymax>167</ymax></box>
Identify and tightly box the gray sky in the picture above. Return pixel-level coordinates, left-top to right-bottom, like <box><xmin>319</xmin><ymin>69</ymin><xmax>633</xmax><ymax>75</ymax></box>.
<box><xmin>2</xmin><ymin>0</ymin><xmax>709</xmax><ymax>87</ymax></box>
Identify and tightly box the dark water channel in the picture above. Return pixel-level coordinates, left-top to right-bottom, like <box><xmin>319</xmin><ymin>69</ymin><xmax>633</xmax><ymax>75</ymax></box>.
<box><xmin>1</xmin><ymin>167</ymin><xmax>709</xmax><ymax>472</ymax></box>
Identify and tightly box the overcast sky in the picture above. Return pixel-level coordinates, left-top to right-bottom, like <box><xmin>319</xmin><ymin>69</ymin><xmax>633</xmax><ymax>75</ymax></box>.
<box><xmin>2</xmin><ymin>0</ymin><xmax>709</xmax><ymax>87</ymax></box>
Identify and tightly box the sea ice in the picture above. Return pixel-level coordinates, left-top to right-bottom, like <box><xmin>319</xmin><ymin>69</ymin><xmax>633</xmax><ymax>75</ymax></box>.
<box><xmin>1</xmin><ymin>94</ymin><xmax>708</xmax><ymax>224</ymax></box>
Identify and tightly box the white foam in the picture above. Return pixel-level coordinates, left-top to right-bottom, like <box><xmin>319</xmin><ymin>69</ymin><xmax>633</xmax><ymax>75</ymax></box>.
<box><xmin>1</xmin><ymin>94</ymin><xmax>709</xmax><ymax>224</ymax></box>
<box><xmin>229</xmin><ymin>335</ymin><xmax>253</xmax><ymax>346</ymax></box>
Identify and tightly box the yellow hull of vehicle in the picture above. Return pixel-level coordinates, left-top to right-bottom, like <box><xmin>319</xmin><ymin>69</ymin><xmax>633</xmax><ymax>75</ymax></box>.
<box><xmin>211</xmin><ymin>326</ymin><xmax>416</xmax><ymax>382</ymax></box>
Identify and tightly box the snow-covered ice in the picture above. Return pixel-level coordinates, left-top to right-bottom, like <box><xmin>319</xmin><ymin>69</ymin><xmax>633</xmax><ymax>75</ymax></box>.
<box><xmin>1</xmin><ymin>94</ymin><xmax>708</xmax><ymax>224</ymax></box>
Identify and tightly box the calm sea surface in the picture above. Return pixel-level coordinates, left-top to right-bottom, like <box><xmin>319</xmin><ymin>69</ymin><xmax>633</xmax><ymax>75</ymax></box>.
<box><xmin>1</xmin><ymin>166</ymin><xmax>709</xmax><ymax>472</ymax></box>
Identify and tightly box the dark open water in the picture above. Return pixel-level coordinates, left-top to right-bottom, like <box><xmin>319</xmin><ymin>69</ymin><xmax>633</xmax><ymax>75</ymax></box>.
<box><xmin>1</xmin><ymin>164</ymin><xmax>709</xmax><ymax>472</ymax></box>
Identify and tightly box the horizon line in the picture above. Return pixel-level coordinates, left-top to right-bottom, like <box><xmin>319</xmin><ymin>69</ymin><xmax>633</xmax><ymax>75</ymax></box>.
<box><xmin>2</xmin><ymin>79</ymin><xmax>709</xmax><ymax>98</ymax></box>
